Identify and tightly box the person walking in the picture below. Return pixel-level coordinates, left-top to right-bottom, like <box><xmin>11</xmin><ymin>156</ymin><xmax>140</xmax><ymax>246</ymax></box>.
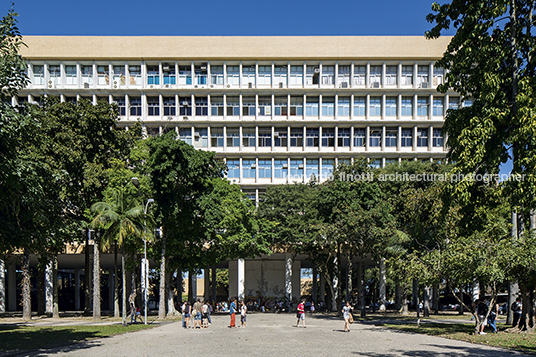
<box><xmin>512</xmin><ymin>297</ymin><xmax>522</xmax><ymax>327</ymax></box>
<box><xmin>193</xmin><ymin>299</ymin><xmax>203</xmax><ymax>329</ymax></box>
<box><xmin>342</xmin><ymin>301</ymin><xmax>353</xmax><ymax>332</ymax></box>
<box><xmin>230</xmin><ymin>299</ymin><xmax>237</xmax><ymax>328</ymax></box>
<box><xmin>296</xmin><ymin>299</ymin><xmax>306</xmax><ymax>328</ymax></box>
<box><xmin>310</xmin><ymin>301</ymin><xmax>315</xmax><ymax>314</ymax></box>
<box><xmin>182</xmin><ymin>301</ymin><xmax>191</xmax><ymax>329</ymax></box>
<box><xmin>487</xmin><ymin>300</ymin><xmax>499</xmax><ymax>333</ymax></box>
<box><xmin>476</xmin><ymin>299</ymin><xmax>488</xmax><ymax>335</ymax></box>
<box><xmin>240</xmin><ymin>300</ymin><xmax>247</xmax><ymax>328</ymax></box>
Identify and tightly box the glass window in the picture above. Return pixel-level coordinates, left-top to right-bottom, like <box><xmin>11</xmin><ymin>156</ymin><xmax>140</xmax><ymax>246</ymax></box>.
<box><xmin>226</xmin><ymin>127</ymin><xmax>240</xmax><ymax>147</ymax></box>
<box><xmin>321</xmin><ymin>65</ymin><xmax>334</xmax><ymax>85</ymax></box>
<box><xmin>290</xmin><ymin>97</ymin><xmax>303</xmax><ymax>116</ymax></box>
<box><xmin>370</xmin><ymin>159</ymin><xmax>381</xmax><ymax>169</ymax></box>
<box><xmin>211</xmin><ymin>127</ymin><xmax>224</xmax><ymax>147</ymax></box>
<box><xmin>195</xmin><ymin>65</ymin><xmax>207</xmax><ymax>85</ymax></box>
<box><xmin>211</xmin><ymin>96</ymin><xmax>224</xmax><ymax>116</ymax></box>
<box><xmin>385</xmin><ymin>65</ymin><xmax>397</xmax><ymax>85</ymax></box>
<box><xmin>385</xmin><ymin>128</ymin><xmax>397</xmax><ymax>147</ymax></box>
<box><xmin>274</xmin><ymin>159</ymin><xmax>287</xmax><ymax>178</ymax></box>
<box><xmin>258</xmin><ymin>96</ymin><xmax>271</xmax><ymax>116</ymax></box>
<box><xmin>290</xmin><ymin>128</ymin><xmax>303</xmax><ymax>147</ymax></box>
<box><xmin>274</xmin><ymin>96</ymin><xmax>288</xmax><ymax>116</ymax></box>
<box><xmin>258</xmin><ymin>159</ymin><xmax>272</xmax><ymax>178</ymax></box>
<box><xmin>417</xmin><ymin>97</ymin><xmax>429</xmax><ymax>116</ymax></box>
<box><xmin>242</xmin><ymin>128</ymin><xmax>256</xmax><ymax>147</ymax></box>
<box><xmin>146</xmin><ymin>126</ymin><xmax>159</xmax><ymax>138</ymax></box>
<box><xmin>227</xmin><ymin>160</ymin><xmax>240</xmax><ymax>178</ymax></box>
<box><xmin>163</xmin><ymin>97</ymin><xmax>176</xmax><ymax>116</ymax></box>
<box><xmin>369</xmin><ymin>65</ymin><xmax>382</xmax><ymax>86</ymax></box>
<box><xmin>179</xmin><ymin>97</ymin><xmax>192</xmax><ymax>116</ymax></box>
<box><xmin>179</xmin><ymin>128</ymin><xmax>192</xmax><ymax>145</ymax></box>
<box><xmin>433</xmin><ymin>98</ymin><xmax>444</xmax><ymax>116</ymax></box>
<box><xmin>354</xmin><ymin>97</ymin><xmax>366</xmax><ymax>116</ymax></box>
<box><xmin>147</xmin><ymin>65</ymin><xmax>160</xmax><ymax>85</ymax></box>
<box><xmin>65</xmin><ymin>65</ymin><xmax>77</xmax><ymax>85</ymax></box>
<box><xmin>401</xmin><ymin>65</ymin><xmax>413</xmax><ymax>85</ymax></box>
<box><xmin>306</xmin><ymin>159</ymin><xmax>319</xmax><ymax>179</ymax></box>
<box><xmin>322</xmin><ymin>159</ymin><xmax>334</xmax><ymax>180</ymax></box>
<box><xmin>33</xmin><ymin>65</ymin><xmax>45</xmax><ymax>85</ymax></box>
<box><xmin>306</xmin><ymin>128</ymin><xmax>319</xmax><ymax>147</ymax></box>
<box><xmin>274</xmin><ymin>65</ymin><xmax>287</xmax><ymax>86</ymax></box>
<box><xmin>97</xmin><ymin>65</ymin><xmax>109</xmax><ymax>85</ymax></box>
<box><xmin>306</xmin><ymin>97</ymin><xmax>319</xmax><ymax>116</ymax></box>
<box><xmin>338</xmin><ymin>128</ymin><xmax>350</xmax><ymax>147</ymax></box>
<box><xmin>257</xmin><ymin>65</ymin><xmax>270</xmax><ymax>86</ymax></box>
<box><xmin>226</xmin><ymin>65</ymin><xmax>239</xmax><ymax>85</ymax></box>
<box><xmin>147</xmin><ymin>97</ymin><xmax>160</xmax><ymax>116</ymax></box>
<box><xmin>338</xmin><ymin>97</ymin><xmax>350</xmax><ymax>116</ymax></box>
<box><xmin>178</xmin><ymin>65</ymin><xmax>192</xmax><ymax>85</ymax></box>
<box><xmin>163</xmin><ymin>63</ymin><xmax>176</xmax><ymax>85</ymax></box>
<box><xmin>129</xmin><ymin>97</ymin><xmax>142</xmax><ymax>116</ymax></box>
<box><xmin>210</xmin><ymin>65</ymin><xmax>224</xmax><ymax>85</ymax></box>
<box><xmin>385</xmin><ymin>97</ymin><xmax>397</xmax><ymax>116</ymax></box>
<box><xmin>354</xmin><ymin>128</ymin><xmax>365</xmax><ymax>147</ymax></box>
<box><xmin>274</xmin><ymin>127</ymin><xmax>288</xmax><ymax>147</ymax></box>
<box><xmin>433</xmin><ymin>66</ymin><xmax>444</xmax><ymax>86</ymax></box>
<box><xmin>417</xmin><ymin>65</ymin><xmax>429</xmax><ymax>87</ymax></box>
<box><xmin>113</xmin><ymin>65</ymin><xmax>125</xmax><ymax>86</ymax></box>
<box><xmin>417</xmin><ymin>128</ymin><xmax>429</xmax><ymax>147</ymax></box>
<box><xmin>242</xmin><ymin>96</ymin><xmax>256</xmax><ymax>116</ymax></box>
<box><xmin>322</xmin><ymin>128</ymin><xmax>335</xmax><ymax>147</ymax></box>
<box><xmin>195</xmin><ymin>128</ymin><xmax>208</xmax><ymax>147</ymax></box>
<box><xmin>433</xmin><ymin>128</ymin><xmax>444</xmax><ymax>147</ymax></box>
<box><xmin>289</xmin><ymin>65</ymin><xmax>303</xmax><ymax>86</ymax></box>
<box><xmin>258</xmin><ymin>127</ymin><xmax>272</xmax><ymax>147</ymax></box>
<box><xmin>370</xmin><ymin>97</ymin><xmax>381</xmax><ymax>116</ymax></box>
<box><xmin>113</xmin><ymin>97</ymin><xmax>126</xmax><ymax>116</ymax></box>
<box><xmin>449</xmin><ymin>97</ymin><xmax>460</xmax><ymax>109</ymax></box>
<box><xmin>321</xmin><ymin>97</ymin><xmax>334</xmax><ymax>116</ymax></box>
<box><xmin>401</xmin><ymin>129</ymin><xmax>413</xmax><ymax>147</ymax></box>
<box><xmin>354</xmin><ymin>65</ymin><xmax>366</xmax><ymax>85</ymax></box>
<box><xmin>290</xmin><ymin>159</ymin><xmax>303</xmax><ymax>180</ymax></box>
<box><xmin>242</xmin><ymin>159</ymin><xmax>256</xmax><ymax>178</ymax></box>
<box><xmin>129</xmin><ymin>65</ymin><xmax>142</xmax><ymax>85</ymax></box>
<box><xmin>401</xmin><ymin>97</ymin><xmax>413</xmax><ymax>116</ymax></box>
<box><xmin>226</xmin><ymin>96</ymin><xmax>240</xmax><ymax>116</ymax></box>
<box><xmin>369</xmin><ymin>128</ymin><xmax>381</xmax><ymax>147</ymax></box>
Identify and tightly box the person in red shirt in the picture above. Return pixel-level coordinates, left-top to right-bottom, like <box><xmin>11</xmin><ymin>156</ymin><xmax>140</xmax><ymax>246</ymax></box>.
<box><xmin>296</xmin><ymin>300</ymin><xmax>306</xmax><ymax>328</ymax></box>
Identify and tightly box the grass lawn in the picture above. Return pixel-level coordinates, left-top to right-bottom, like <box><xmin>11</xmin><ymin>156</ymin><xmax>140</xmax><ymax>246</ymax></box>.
<box><xmin>384</xmin><ymin>322</ymin><xmax>536</xmax><ymax>354</ymax></box>
<box><xmin>0</xmin><ymin>324</ymin><xmax>153</xmax><ymax>353</ymax></box>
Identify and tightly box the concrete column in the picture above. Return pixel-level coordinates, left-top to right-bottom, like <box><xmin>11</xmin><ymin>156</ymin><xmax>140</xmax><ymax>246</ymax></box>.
<box><xmin>379</xmin><ymin>258</ymin><xmax>387</xmax><ymax>311</ymax></box>
<box><xmin>312</xmin><ymin>267</ymin><xmax>318</xmax><ymax>303</ymax></box>
<box><xmin>204</xmin><ymin>267</ymin><xmax>210</xmax><ymax>302</ymax></box>
<box><xmin>75</xmin><ymin>268</ymin><xmax>80</xmax><ymax>310</ymax></box>
<box><xmin>237</xmin><ymin>259</ymin><xmax>245</xmax><ymax>300</ymax></box>
<box><xmin>284</xmin><ymin>253</ymin><xmax>292</xmax><ymax>300</ymax></box>
<box><xmin>211</xmin><ymin>267</ymin><xmax>217</xmax><ymax>303</ymax></box>
<box><xmin>45</xmin><ymin>260</ymin><xmax>53</xmax><ymax>313</ymax></box>
<box><xmin>0</xmin><ymin>259</ymin><xmax>4</xmax><ymax>313</ymax></box>
<box><xmin>7</xmin><ymin>261</ymin><xmax>16</xmax><ymax>311</ymax></box>
<box><xmin>191</xmin><ymin>273</ymin><xmax>198</xmax><ymax>300</ymax></box>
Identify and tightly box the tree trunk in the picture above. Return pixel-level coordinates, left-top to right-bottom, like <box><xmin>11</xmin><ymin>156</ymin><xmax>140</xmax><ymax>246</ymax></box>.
<box><xmin>37</xmin><ymin>262</ymin><xmax>45</xmax><ymax>315</ymax></box>
<box><xmin>399</xmin><ymin>282</ymin><xmax>409</xmax><ymax>315</ymax></box>
<box><xmin>159</xmin><ymin>233</ymin><xmax>166</xmax><ymax>319</ymax></box>
<box><xmin>84</xmin><ymin>230</ymin><xmax>91</xmax><ymax>313</ymax></box>
<box><xmin>423</xmin><ymin>286</ymin><xmax>431</xmax><ymax>317</ymax></box>
<box><xmin>22</xmin><ymin>248</ymin><xmax>31</xmax><ymax>320</ymax></box>
<box><xmin>92</xmin><ymin>234</ymin><xmax>101</xmax><ymax>320</ymax></box>
<box><xmin>359</xmin><ymin>263</ymin><xmax>366</xmax><ymax>317</ymax></box>
<box><xmin>114</xmin><ymin>244</ymin><xmax>119</xmax><ymax>318</ymax></box>
<box><xmin>166</xmin><ymin>272</ymin><xmax>178</xmax><ymax>317</ymax></box>
<box><xmin>52</xmin><ymin>256</ymin><xmax>59</xmax><ymax>318</ymax></box>
<box><xmin>347</xmin><ymin>258</ymin><xmax>353</xmax><ymax>303</ymax></box>
<box><xmin>379</xmin><ymin>258</ymin><xmax>386</xmax><ymax>312</ymax></box>
<box><xmin>122</xmin><ymin>251</ymin><xmax>127</xmax><ymax>327</ymax></box>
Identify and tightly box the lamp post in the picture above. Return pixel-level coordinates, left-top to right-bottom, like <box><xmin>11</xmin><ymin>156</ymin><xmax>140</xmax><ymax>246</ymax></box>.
<box><xmin>131</xmin><ymin>177</ymin><xmax>154</xmax><ymax>325</ymax></box>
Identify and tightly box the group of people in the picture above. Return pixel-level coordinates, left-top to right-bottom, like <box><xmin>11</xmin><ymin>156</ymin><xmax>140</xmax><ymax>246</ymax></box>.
<box><xmin>475</xmin><ymin>296</ymin><xmax>523</xmax><ymax>335</ymax></box>
<box><xmin>181</xmin><ymin>299</ymin><xmax>213</xmax><ymax>329</ymax></box>
<box><xmin>228</xmin><ymin>299</ymin><xmax>248</xmax><ymax>328</ymax></box>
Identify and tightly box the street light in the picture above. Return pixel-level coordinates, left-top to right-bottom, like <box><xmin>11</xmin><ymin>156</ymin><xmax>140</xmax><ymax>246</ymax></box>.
<box><xmin>131</xmin><ymin>177</ymin><xmax>154</xmax><ymax>325</ymax></box>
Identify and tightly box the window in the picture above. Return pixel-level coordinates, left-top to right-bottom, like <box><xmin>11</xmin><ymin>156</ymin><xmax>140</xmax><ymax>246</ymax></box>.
<box><xmin>211</xmin><ymin>127</ymin><xmax>224</xmax><ymax>147</ymax></box>
<box><xmin>113</xmin><ymin>65</ymin><xmax>125</xmax><ymax>85</ymax></box>
<box><xmin>179</xmin><ymin>97</ymin><xmax>192</xmax><ymax>116</ymax></box>
<box><xmin>290</xmin><ymin>159</ymin><xmax>303</xmax><ymax>179</ymax></box>
<box><xmin>417</xmin><ymin>128</ymin><xmax>429</xmax><ymax>147</ymax></box>
<box><xmin>195</xmin><ymin>65</ymin><xmax>207</xmax><ymax>85</ymax></box>
<box><xmin>321</xmin><ymin>97</ymin><xmax>334</xmax><ymax>116</ymax></box>
<box><xmin>354</xmin><ymin>65</ymin><xmax>366</xmax><ymax>85</ymax></box>
<box><xmin>211</xmin><ymin>96</ymin><xmax>224</xmax><ymax>116</ymax></box>
<box><xmin>433</xmin><ymin>128</ymin><xmax>443</xmax><ymax>147</ymax></box>
<box><xmin>226</xmin><ymin>127</ymin><xmax>240</xmax><ymax>147</ymax></box>
<box><xmin>401</xmin><ymin>129</ymin><xmax>413</xmax><ymax>147</ymax></box>
<box><xmin>242</xmin><ymin>96</ymin><xmax>256</xmax><ymax>116</ymax></box>
<box><xmin>178</xmin><ymin>65</ymin><xmax>192</xmax><ymax>85</ymax></box>
<box><xmin>274</xmin><ymin>65</ymin><xmax>287</xmax><ymax>86</ymax></box>
<box><xmin>48</xmin><ymin>65</ymin><xmax>60</xmax><ymax>85</ymax></box>
<box><xmin>306</xmin><ymin>65</ymin><xmax>319</xmax><ymax>85</ymax></box>
<box><xmin>385</xmin><ymin>128</ymin><xmax>397</xmax><ymax>147</ymax></box>
<box><xmin>242</xmin><ymin>128</ymin><xmax>256</xmax><ymax>147</ymax></box>
<box><xmin>146</xmin><ymin>126</ymin><xmax>159</xmax><ymax>138</ymax></box>
<box><xmin>113</xmin><ymin>97</ymin><xmax>126</xmax><ymax>116</ymax></box>
<box><xmin>129</xmin><ymin>97</ymin><xmax>142</xmax><ymax>116</ymax></box>
<box><xmin>306</xmin><ymin>97</ymin><xmax>319</xmax><ymax>116</ymax></box>
<box><xmin>290</xmin><ymin>128</ymin><xmax>303</xmax><ymax>147</ymax></box>
<box><xmin>97</xmin><ymin>65</ymin><xmax>109</xmax><ymax>85</ymax></box>
<box><xmin>257</xmin><ymin>65</ymin><xmax>270</xmax><ymax>86</ymax></box>
<box><xmin>322</xmin><ymin>159</ymin><xmax>334</xmax><ymax>180</ymax></box>
<box><xmin>226</xmin><ymin>96</ymin><xmax>240</xmax><ymax>116</ymax></box>
<box><xmin>258</xmin><ymin>96</ymin><xmax>271</xmax><ymax>116</ymax></box>
<box><xmin>385</xmin><ymin>97</ymin><xmax>397</xmax><ymax>116</ymax></box>
<box><xmin>33</xmin><ymin>65</ymin><xmax>45</xmax><ymax>85</ymax></box>
<box><xmin>147</xmin><ymin>97</ymin><xmax>160</xmax><ymax>116</ymax></box>
<box><xmin>385</xmin><ymin>158</ymin><xmax>398</xmax><ymax>166</ymax></box>
<box><xmin>289</xmin><ymin>65</ymin><xmax>303</xmax><ymax>85</ymax></box>
<box><xmin>163</xmin><ymin>63</ymin><xmax>176</xmax><ymax>85</ymax></box>
<box><xmin>433</xmin><ymin>98</ymin><xmax>444</xmax><ymax>116</ymax></box>
<box><xmin>370</xmin><ymin>97</ymin><xmax>381</xmax><ymax>116</ymax></box>
<box><xmin>354</xmin><ymin>128</ymin><xmax>365</xmax><ymax>147</ymax></box>
<box><xmin>306</xmin><ymin>159</ymin><xmax>319</xmax><ymax>179</ymax></box>
<box><xmin>417</xmin><ymin>65</ymin><xmax>429</xmax><ymax>87</ymax></box>
<box><xmin>306</xmin><ymin>128</ymin><xmax>319</xmax><ymax>147</ymax></box>
<box><xmin>147</xmin><ymin>66</ymin><xmax>160</xmax><ymax>85</ymax></box>
<box><xmin>129</xmin><ymin>65</ymin><xmax>142</xmax><ymax>85</ymax></box>
<box><xmin>290</xmin><ymin>97</ymin><xmax>303</xmax><ymax>116</ymax></box>
<box><xmin>338</xmin><ymin>65</ymin><xmax>350</xmax><ymax>86</ymax></box>
<box><xmin>179</xmin><ymin>128</ymin><xmax>192</xmax><ymax>145</ymax></box>
<box><xmin>369</xmin><ymin>128</ymin><xmax>381</xmax><ymax>147</ymax></box>
<box><xmin>258</xmin><ymin>159</ymin><xmax>272</xmax><ymax>178</ymax></box>
<box><xmin>401</xmin><ymin>97</ymin><xmax>413</xmax><ymax>116</ymax></box>
<box><xmin>449</xmin><ymin>97</ymin><xmax>460</xmax><ymax>109</ymax></box>
<box><xmin>274</xmin><ymin>159</ymin><xmax>287</xmax><ymax>178</ymax></box>
<box><xmin>338</xmin><ymin>97</ymin><xmax>350</xmax><ymax>116</ymax></box>
<box><xmin>385</xmin><ymin>65</ymin><xmax>397</xmax><ymax>85</ymax></box>
<box><xmin>417</xmin><ymin>97</ymin><xmax>429</xmax><ymax>116</ymax></box>
<box><xmin>210</xmin><ymin>65</ymin><xmax>224</xmax><ymax>85</ymax></box>
<box><xmin>370</xmin><ymin>159</ymin><xmax>381</xmax><ymax>168</ymax></box>
<box><xmin>195</xmin><ymin>97</ymin><xmax>208</xmax><ymax>116</ymax></box>
<box><xmin>433</xmin><ymin>67</ymin><xmax>444</xmax><ymax>86</ymax></box>
<box><xmin>354</xmin><ymin>97</ymin><xmax>365</xmax><ymax>116</ymax></box>
<box><xmin>227</xmin><ymin>160</ymin><xmax>240</xmax><ymax>178</ymax></box>
<box><xmin>163</xmin><ymin>97</ymin><xmax>176</xmax><ymax>116</ymax></box>
<box><xmin>194</xmin><ymin>128</ymin><xmax>208</xmax><ymax>147</ymax></box>
<box><xmin>322</xmin><ymin>128</ymin><xmax>335</xmax><ymax>147</ymax></box>
<box><xmin>242</xmin><ymin>159</ymin><xmax>256</xmax><ymax>178</ymax></box>
<box><xmin>369</xmin><ymin>65</ymin><xmax>382</xmax><ymax>87</ymax></box>
<box><xmin>64</xmin><ymin>96</ymin><xmax>77</xmax><ymax>104</ymax></box>
<box><xmin>401</xmin><ymin>65</ymin><xmax>413</xmax><ymax>85</ymax></box>
<box><xmin>274</xmin><ymin>96</ymin><xmax>288</xmax><ymax>116</ymax></box>
<box><xmin>226</xmin><ymin>65</ymin><xmax>239</xmax><ymax>85</ymax></box>
<box><xmin>338</xmin><ymin>128</ymin><xmax>350</xmax><ymax>147</ymax></box>
<box><xmin>258</xmin><ymin>127</ymin><xmax>272</xmax><ymax>147</ymax></box>
<box><xmin>274</xmin><ymin>127</ymin><xmax>288</xmax><ymax>147</ymax></box>
<box><xmin>321</xmin><ymin>65</ymin><xmax>334</xmax><ymax>85</ymax></box>
<box><xmin>65</xmin><ymin>65</ymin><xmax>77</xmax><ymax>85</ymax></box>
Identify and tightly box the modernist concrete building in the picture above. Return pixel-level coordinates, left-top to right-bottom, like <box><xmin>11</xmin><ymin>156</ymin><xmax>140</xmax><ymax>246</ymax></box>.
<box><xmin>0</xmin><ymin>36</ymin><xmax>454</xmax><ymax>313</ymax></box>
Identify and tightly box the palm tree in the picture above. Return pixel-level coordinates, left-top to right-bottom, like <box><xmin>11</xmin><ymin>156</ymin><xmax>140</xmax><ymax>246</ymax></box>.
<box><xmin>90</xmin><ymin>189</ymin><xmax>145</xmax><ymax>324</ymax></box>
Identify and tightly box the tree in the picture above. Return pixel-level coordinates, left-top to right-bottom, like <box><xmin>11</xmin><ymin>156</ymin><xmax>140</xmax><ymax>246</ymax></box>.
<box><xmin>427</xmin><ymin>0</ymin><xmax>536</xmax><ymax>331</ymax></box>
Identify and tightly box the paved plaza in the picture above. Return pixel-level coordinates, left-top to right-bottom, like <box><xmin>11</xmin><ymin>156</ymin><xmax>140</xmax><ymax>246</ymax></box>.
<box><xmin>2</xmin><ymin>313</ymin><xmax>524</xmax><ymax>357</ymax></box>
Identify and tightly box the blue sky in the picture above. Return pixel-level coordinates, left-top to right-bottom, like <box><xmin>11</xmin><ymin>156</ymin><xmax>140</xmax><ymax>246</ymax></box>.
<box><xmin>12</xmin><ymin>0</ymin><xmax>451</xmax><ymax>36</ymax></box>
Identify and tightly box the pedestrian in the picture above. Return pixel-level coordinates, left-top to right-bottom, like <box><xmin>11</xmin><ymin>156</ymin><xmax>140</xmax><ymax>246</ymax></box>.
<box><xmin>202</xmin><ymin>301</ymin><xmax>209</xmax><ymax>328</ymax></box>
<box><xmin>342</xmin><ymin>301</ymin><xmax>353</xmax><ymax>332</ymax></box>
<box><xmin>183</xmin><ymin>301</ymin><xmax>191</xmax><ymax>328</ymax></box>
<box><xmin>296</xmin><ymin>299</ymin><xmax>306</xmax><ymax>328</ymax></box>
<box><xmin>476</xmin><ymin>299</ymin><xmax>488</xmax><ymax>335</ymax></box>
<box><xmin>230</xmin><ymin>299</ymin><xmax>237</xmax><ymax>328</ymax></box>
<box><xmin>240</xmin><ymin>300</ymin><xmax>247</xmax><ymax>328</ymax></box>
<box><xmin>487</xmin><ymin>300</ymin><xmax>499</xmax><ymax>333</ymax></box>
<box><xmin>193</xmin><ymin>299</ymin><xmax>204</xmax><ymax>329</ymax></box>
<box><xmin>207</xmin><ymin>301</ymin><xmax>213</xmax><ymax>324</ymax></box>
<box><xmin>310</xmin><ymin>301</ymin><xmax>315</xmax><ymax>314</ymax></box>
<box><xmin>512</xmin><ymin>297</ymin><xmax>522</xmax><ymax>327</ymax></box>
